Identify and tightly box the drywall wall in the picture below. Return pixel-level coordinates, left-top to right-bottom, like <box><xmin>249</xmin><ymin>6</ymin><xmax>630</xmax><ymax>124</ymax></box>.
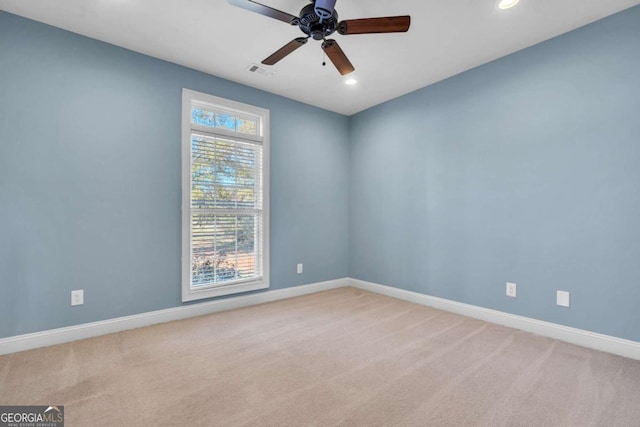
<box><xmin>0</xmin><ymin>11</ymin><xmax>349</xmax><ymax>338</ymax></box>
<box><xmin>349</xmin><ymin>6</ymin><xmax>640</xmax><ymax>342</ymax></box>
<box><xmin>2</xmin><ymin>5</ymin><xmax>640</xmax><ymax>343</ymax></box>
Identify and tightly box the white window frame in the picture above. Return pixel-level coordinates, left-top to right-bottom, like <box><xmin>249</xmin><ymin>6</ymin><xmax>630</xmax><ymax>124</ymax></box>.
<box><xmin>181</xmin><ymin>88</ymin><xmax>270</xmax><ymax>302</ymax></box>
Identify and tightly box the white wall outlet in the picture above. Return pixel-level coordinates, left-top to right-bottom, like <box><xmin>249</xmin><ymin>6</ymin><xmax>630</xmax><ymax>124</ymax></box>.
<box><xmin>506</xmin><ymin>282</ymin><xmax>517</xmax><ymax>298</ymax></box>
<box><xmin>557</xmin><ymin>290</ymin><xmax>570</xmax><ymax>308</ymax></box>
<box><xmin>296</xmin><ymin>263</ymin><xmax>303</xmax><ymax>274</ymax></box>
<box><xmin>71</xmin><ymin>289</ymin><xmax>84</xmax><ymax>306</ymax></box>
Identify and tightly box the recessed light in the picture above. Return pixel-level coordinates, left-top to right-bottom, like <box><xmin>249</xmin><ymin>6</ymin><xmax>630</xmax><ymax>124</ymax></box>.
<box><xmin>498</xmin><ymin>0</ymin><xmax>519</xmax><ymax>9</ymax></box>
<box><xmin>345</xmin><ymin>78</ymin><xmax>357</xmax><ymax>86</ymax></box>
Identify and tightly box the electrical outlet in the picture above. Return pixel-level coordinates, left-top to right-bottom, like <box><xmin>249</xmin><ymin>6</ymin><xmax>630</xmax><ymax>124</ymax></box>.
<box><xmin>296</xmin><ymin>263</ymin><xmax>303</xmax><ymax>274</ymax></box>
<box><xmin>506</xmin><ymin>282</ymin><xmax>517</xmax><ymax>298</ymax></box>
<box><xmin>71</xmin><ymin>289</ymin><xmax>84</xmax><ymax>306</ymax></box>
<box><xmin>557</xmin><ymin>290</ymin><xmax>570</xmax><ymax>308</ymax></box>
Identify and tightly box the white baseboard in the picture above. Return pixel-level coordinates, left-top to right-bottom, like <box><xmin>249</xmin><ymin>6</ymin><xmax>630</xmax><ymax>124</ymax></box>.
<box><xmin>0</xmin><ymin>278</ymin><xmax>348</xmax><ymax>355</ymax></box>
<box><xmin>4</xmin><ymin>277</ymin><xmax>639</xmax><ymax>361</ymax></box>
<box><xmin>349</xmin><ymin>278</ymin><xmax>640</xmax><ymax>361</ymax></box>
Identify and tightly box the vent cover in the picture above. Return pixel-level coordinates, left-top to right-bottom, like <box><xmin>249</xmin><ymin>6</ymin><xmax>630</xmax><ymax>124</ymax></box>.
<box><xmin>247</xmin><ymin>64</ymin><xmax>276</xmax><ymax>77</ymax></box>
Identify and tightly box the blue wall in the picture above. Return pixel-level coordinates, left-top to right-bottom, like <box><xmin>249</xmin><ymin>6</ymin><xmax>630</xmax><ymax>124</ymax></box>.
<box><xmin>0</xmin><ymin>12</ymin><xmax>349</xmax><ymax>338</ymax></box>
<box><xmin>350</xmin><ymin>6</ymin><xmax>640</xmax><ymax>342</ymax></box>
<box><xmin>2</xmin><ymin>6</ymin><xmax>640</xmax><ymax>342</ymax></box>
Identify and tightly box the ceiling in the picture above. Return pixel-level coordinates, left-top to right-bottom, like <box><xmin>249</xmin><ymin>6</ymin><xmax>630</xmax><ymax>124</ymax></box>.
<box><xmin>1</xmin><ymin>0</ymin><xmax>639</xmax><ymax>115</ymax></box>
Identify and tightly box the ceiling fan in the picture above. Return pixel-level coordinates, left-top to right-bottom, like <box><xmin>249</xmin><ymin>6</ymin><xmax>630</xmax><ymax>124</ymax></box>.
<box><xmin>227</xmin><ymin>0</ymin><xmax>411</xmax><ymax>76</ymax></box>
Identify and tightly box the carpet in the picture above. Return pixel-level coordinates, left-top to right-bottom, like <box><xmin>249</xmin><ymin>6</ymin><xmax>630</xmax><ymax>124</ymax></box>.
<box><xmin>1</xmin><ymin>287</ymin><xmax>639</xmax><ymax>426</ymax></box>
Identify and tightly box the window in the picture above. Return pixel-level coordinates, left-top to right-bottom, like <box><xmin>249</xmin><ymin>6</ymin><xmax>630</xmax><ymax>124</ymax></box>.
<box><xmin>182</xmin><ymin>89</ymin><xmax>269</xmax><ymax>302</ymax></box>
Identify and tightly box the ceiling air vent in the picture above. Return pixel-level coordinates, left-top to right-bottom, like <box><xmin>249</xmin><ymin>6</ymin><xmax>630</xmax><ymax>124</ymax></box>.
<box><xmin>247</xmin><ymin>64</ymin><xmax>276</xmax><ymax>77</ymax></box>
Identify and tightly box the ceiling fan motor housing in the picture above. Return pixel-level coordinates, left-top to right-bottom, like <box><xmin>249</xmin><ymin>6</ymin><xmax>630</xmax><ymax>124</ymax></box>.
<box><xmin>299</xmin><ymin>2</ymin><xmax>338</xmax><ymax>40</ymax></box>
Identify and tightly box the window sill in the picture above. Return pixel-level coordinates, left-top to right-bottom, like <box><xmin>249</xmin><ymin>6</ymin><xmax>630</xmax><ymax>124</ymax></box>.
<box><xmin>182</xmin><ymin>279</ymin><xmax>269</xmax><ymax>302</ymax></box>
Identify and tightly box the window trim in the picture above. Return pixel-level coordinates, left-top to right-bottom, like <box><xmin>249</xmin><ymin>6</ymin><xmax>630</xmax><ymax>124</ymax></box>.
<box><xmin>181</xmin><ymin>88</ymin><xmax>270</xmax><ymax>302</ymax></box>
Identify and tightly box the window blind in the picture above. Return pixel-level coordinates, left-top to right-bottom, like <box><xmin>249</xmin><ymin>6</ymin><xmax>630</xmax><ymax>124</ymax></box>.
<box><xmin>190</xmin><ymin>134</ymin><xmax>264</xmax><ymax>288</ymax></box>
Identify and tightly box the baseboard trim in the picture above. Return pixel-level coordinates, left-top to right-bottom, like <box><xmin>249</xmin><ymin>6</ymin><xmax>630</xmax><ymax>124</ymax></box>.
<box><xmin>349</xmin><ymin>278</ymin><xmax>640</xmax><ymax>361</ymax></box>
<box><xmin>4</xmin><ymin>277</ymin><xmax>638</xmax><ymax>360</ymax></box>
<box><xmin>0</xmin><ymin>278</ymin><xmax>348</xmax><ymax>355</ymax></box>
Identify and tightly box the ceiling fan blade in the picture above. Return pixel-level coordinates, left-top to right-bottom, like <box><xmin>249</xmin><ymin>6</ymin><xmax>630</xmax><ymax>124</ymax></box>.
<box><xmin>227</xmin><ymin>0</ymin><xmax>298</xmax><ymax>24</ymax></box>
<box><xmin>338</xmin><ymin>16</ymin><xmax>411</xmax><ymax>35</ymax></box>
<box><xmin>262</xmin><ymin>38</ymin><xmax>308</xmax><ymax>66</ymax></box>
<box><xmin>321</xmin><ymin>39</ymin><xmax>355</xmax><ymax>76</ymax></box>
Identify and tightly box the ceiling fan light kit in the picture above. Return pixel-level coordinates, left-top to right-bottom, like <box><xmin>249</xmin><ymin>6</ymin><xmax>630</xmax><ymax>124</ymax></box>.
<box><xmin>314</xmin><ymin>0</ymin><xmax>338</xmax><ymax>21</ymax></box>
<box><xmin>228</xmin><ymin>0</ymin><xmax>411</xmax><ymax>76</ymax></box>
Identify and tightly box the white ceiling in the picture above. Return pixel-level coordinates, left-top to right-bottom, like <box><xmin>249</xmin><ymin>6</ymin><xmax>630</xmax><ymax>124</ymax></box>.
<box><xmin>1</xmin><ymin>0</ymin><xmax>639</xmax><ymax>115</ymax></box>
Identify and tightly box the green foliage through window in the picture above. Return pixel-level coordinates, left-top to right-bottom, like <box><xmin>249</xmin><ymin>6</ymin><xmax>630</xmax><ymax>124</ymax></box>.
<box><xmin>191</xmin><ymin>108</ymin><xmax>257</xmax><ymax>136</ymax></box>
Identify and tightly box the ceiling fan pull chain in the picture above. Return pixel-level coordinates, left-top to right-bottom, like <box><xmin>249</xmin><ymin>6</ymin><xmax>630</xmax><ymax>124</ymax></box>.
<box><xmin>323</xmin><ymin>52</ymin><xmax>327</xmax><ymax>67</ymax></box>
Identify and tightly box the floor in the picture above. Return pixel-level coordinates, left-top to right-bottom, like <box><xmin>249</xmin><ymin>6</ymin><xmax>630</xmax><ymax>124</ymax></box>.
<box><xmin>1</xmin><ymin>287</ymin><xmax>640</xmax><ymax>426</ymax></box>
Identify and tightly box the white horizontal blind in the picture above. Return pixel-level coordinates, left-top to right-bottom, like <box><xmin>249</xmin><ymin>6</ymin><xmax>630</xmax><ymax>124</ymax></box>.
<box><xmin>190</xmin><ymin>134</ymin><xmax>263</xmax><ymax>287</ymax></box>
<box><xmin>182</xmin><ymin>90</ymin><xmax>268</xmax><ymax>300</ymax></box>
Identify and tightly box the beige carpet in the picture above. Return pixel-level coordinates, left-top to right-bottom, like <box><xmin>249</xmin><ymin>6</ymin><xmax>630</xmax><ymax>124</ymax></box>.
<box><xmin>1</xmin><ymin>287</ymin><xmax>640</xmax><ymax>426</ymax></box>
